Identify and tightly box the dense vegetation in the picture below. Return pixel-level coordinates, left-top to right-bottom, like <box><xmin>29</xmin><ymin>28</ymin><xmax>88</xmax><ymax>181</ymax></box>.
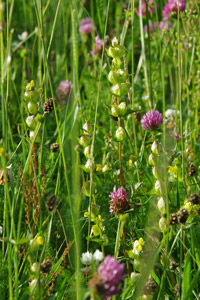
<box><xmin>0</xmin><ymin>0</ymin><xmax>200</xmax><ymax>299</ymax></box>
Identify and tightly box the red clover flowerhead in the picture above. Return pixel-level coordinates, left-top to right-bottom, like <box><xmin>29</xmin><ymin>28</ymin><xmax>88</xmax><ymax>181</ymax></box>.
<box><xmin>109</xmin><ymin>186</ymin><xmax>130</xmax><ymax>216</ymax></box>
<box><xmin>141</xmin><ymin>110</ymin><xmax>163</xmax><ymax>131</ymax></box>
<box><xmin>79</xmin><ymin>18</ymin><xmax>95</xmax><ymax>35</ymax></box>
<box><xmin>97</xmin><ymin>255</ymin><xmax>125</xmax><ymax>299</ymax></box>
<box><xmin>137</xmin><ymin>0</ymin><xmax>153</xmax><ymax>17</ymax></box>
<box><xmin>163</xmin><ymin>0</ymin><xmax>186</xmax><ymax>20</ymax></box>
<box><xmin>55</xmin><ymin>80</ymin><xmax>72</xmax><ymax>103</ymax></box>
<box><xmin>90</xmin><ymin>35</ymin><xmax>104</xmax><ymax>56</ymax></box>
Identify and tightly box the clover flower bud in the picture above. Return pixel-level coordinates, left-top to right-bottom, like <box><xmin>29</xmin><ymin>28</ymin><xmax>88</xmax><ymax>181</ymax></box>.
<box><xmin>115</xmin><ymin>126</ymin><xmax>126</xmax><ymax>142</ymax></box>
<box><xmin>157</xmin><ymin>197</ymin><xmax>166</xmax><ymax>214</ymax></box>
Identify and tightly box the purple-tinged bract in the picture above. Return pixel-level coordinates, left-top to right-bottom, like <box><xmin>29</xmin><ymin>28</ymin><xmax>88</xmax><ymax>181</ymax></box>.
<box><xmin>141</xmin><ymin>110</ymin><xmax>163</xmax><ymax>131</ymax></box>
<box><xmin>79</xmin><ymin>18</ymin><xmax>95</xmax><ymax>35</ymax></box>
<box><xmin>109</xmin><ymin>186</ymin><xmax>130</xmax><ymax>216</ymax></box>
<box><xmin>163</xmin><ymin>0</ymin><xmax>186</xmax><ymax>20</ymax></box>
<box><xmin>97</xmin><ymin>255</ymin><xmax>125</xmax><ymax>299</ymax></box>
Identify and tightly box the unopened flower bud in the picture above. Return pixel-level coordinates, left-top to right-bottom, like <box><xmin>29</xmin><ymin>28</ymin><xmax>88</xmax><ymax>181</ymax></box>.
<box><xmin>108</xmin><ymin>69</ymin><xmax>126</xmax><ymax>85</ymax></box>
<box><xmin>151</xmin><ymin>141</ymin><xmax>159</xmax><ymax>155</ymax></box>
<box><xmin>29</xmin><ymin>131</ymin><xmax>41</xmax><ymax>143</ymax></box>
<box><xmin>30</xmin><ymin>236</ymin><xmax>43</xmax><ymax>251</ymax></box>
<box><xmin>111</xmin><ymin>37</ymin><xmax>119</xmax><ymax>47</ymax></box>
<box><xmin>26</xmin><ymin>116</ymin><xmax>36</xmax><ymax>129</ymax></box>
<box><xmin>157</xmin><ymin>197</ymin><xmax>166</xmax><ymax>214</ymax></box>
<box><xmin>118</xmin><ymin>102</ymin><xmax>127</xmax><ymax>116</ymax></box>
<box><xmin>79</xmin><ymin>135</ymin><xmax>91</xmax><ymax>147</ymax></box>
<box><xmin>85</xmin><ymin>158</ymin><xmax>94</xmax><ymax>172</ymax></box>
<box><xmin>31</xmin><ymin>262</ymin><xmax>40</xmax><ymax>274</ymax></box>
<box><xmin>148</xmin><ymin>153</ymin><xmax>156</xmax><ymax>166</ymax></box>
<box><xmin>155</xmin><ymin>180</ymin><xmax>161</xmax><ymax>193</ymax></box>
<box><xmin>102</xmin><ymin>164</ymin><xmax>111</xmax><ymax>173</ymax></box>
<box><xmin>83</xmin><ymin>121</ymin><xmax>93</xmax><ymax>134</ymax></box>
<box><xmin>111</xmin><ymin>83</ymin><xmax>130</xmax><ymax>96</ymax></box>
<box><xmin>90</xmin><ymin>203</ymin><xmax>100</xmax><ymax>219</ymax></box>
<box><xmin>112</xmin><ymin>58</ymin><xmax>121</xmax><ymax>69</ymax></box>
<box><xmin>115</xmin><ymin>126</ymin><xmax>126</xmax><ymax>142</ymax></box>
<box><xmin>27</xmin><ymin>101</ymin><xmax>38</xmax><ymax>115</ymax></box>
<box><xmin>107</xmin><ymin>45</ymin><xmax>125</xmax><ymax>59</ymax></box>
<box><xmin>159</xmin><ymin>217</ymin><xmax>167</xmax><ymax>232</ymax></box>
<box><xmin>134</xmin><ymin>259</ymin><xmax>143</xmax><ymax>272</ymax></box>
<box><xmin>111</xmin><ymin>104</ymin><xmax>119</xmax><ymax>117</ymax></box>
<box><xmin>25</xmin><ymin>80</ymin><xmax>35</xmax><ymax>92</ymax></box>
<box><xmin>84</xmin><ymin>145</ymin><xmax>90</xmax><ymax>158</ymax></box>
<box><xmin>131</xmin><ymin>272</ymin><xmax>140</xmax><ymax>283</ymax></box>
<box><xmin>96</xmin><ymin>164</ymin><xmax>103</xmax><ymax>172</ymax></box>
<box><xmin>152</xmin><ymin>167</ymin><xmax>158</xmax><ymax>179</ymax></box>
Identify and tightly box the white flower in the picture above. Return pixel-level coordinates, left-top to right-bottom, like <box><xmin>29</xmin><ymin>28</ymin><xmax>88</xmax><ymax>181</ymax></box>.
<box><xmin>81</xmin><ymin>251</ymin><xmax>92</xmax><ymax>265</ymax></box>
<box><xmin>155</xmin><ymin>180</ymin><xmax>161</xmax><ymax>193</ymax></box>
<box><xmin>157</xmin><ymin>197</ymin><xmax>166</xmax><ymax>215</ymax></box>
<box><xmin>165</xmin><ymin>109</ymin><xmax>180</xmax><ymax>120</ymax></box>
<box><xmin>18</xmin><ymin>31</ymin><xmax>28</xmax><ymax>41</ymax></box>
<box><xmin>93</xmin><ymin>249</ymin><xmax>104</xmax><ymax>263</ymax></box>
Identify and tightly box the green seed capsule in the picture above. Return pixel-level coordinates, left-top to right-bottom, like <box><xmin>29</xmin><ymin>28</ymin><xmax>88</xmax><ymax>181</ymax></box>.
<box><xmin>115</xmin><ymin>126</ymin><xmax>126</xmax><ymax>142</ymax></box>
<box><xmin>27</xmin><ymin>102</ymin><xmax>38</xmax><ymax>115</ymax></box>
<box><xmin>26</xmin><ymin>116</ymin><xmax>36</xmax><ymax>129</ymax></box>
